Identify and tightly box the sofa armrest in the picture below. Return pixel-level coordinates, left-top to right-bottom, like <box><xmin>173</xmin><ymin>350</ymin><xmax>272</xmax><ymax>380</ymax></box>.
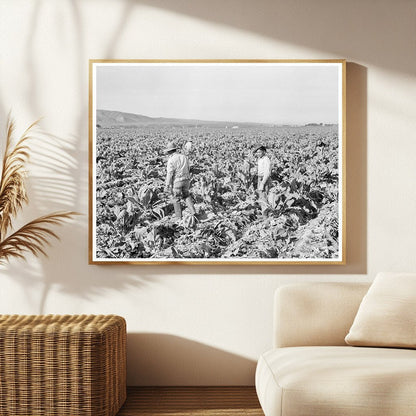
<box><xmin>274</xmin><ymin>282</ymin><xmax>370</xmax><ymax>348</ymax></box>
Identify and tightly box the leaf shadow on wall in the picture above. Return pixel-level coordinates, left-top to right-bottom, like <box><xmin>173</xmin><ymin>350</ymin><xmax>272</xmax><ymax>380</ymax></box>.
<box><xmin>135</xmin><ymin>0</ymin><xmax>414</xmax><ymax>76</ymax></box>
<box><xmin>0</xmin><ymin>127</ymin><xmax>155</xmax><ymax>314</ymax></box>
<box><xmin>126</xmin><ymin>333</ymin><xmax>257</xmax><ymax>386</ymax></box>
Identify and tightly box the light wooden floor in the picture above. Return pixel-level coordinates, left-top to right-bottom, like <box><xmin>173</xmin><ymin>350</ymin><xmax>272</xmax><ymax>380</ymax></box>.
<box><xmin>117</xmin><ymin>386</ymin><xmax>264</xmax><ymax>416</ymax></box>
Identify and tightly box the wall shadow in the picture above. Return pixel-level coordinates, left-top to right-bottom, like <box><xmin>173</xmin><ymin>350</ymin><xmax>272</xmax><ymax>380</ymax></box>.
<box><xmin>127</xmin><ymin>333</ymin><xmax>257</xmax><ymax>386</ymax></box>
<box><xmin>344</xmin><ymin>63</ymin><xmax>367</xmax><ymax>274</ymax></box>
<box><xmin>136</xmin><ymin>0</ymin><xmax>414</xmax><ymax>76</ymax></box>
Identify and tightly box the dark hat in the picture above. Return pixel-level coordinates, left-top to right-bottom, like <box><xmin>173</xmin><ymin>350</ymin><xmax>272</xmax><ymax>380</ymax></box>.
<box><xmin>254</xmin><ymin>145</ymin><xmax>266</xmax><ymax>153</ymax></box>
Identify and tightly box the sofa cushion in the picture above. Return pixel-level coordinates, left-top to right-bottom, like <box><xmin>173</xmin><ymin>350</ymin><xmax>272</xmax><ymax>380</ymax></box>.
<box><xmin>274</xmin><ymin>283</ymin><xmax>370</xmax><ymax>348</ymax></box>
<box><xmin>256</xmin><ymin>346</ymin><xmax>416</xmax><ymax>416</ymax></box>
<box><xmin>345</xmin><ymin>272</ymin><xmax>416</xmax><ymax>348</ymax></box>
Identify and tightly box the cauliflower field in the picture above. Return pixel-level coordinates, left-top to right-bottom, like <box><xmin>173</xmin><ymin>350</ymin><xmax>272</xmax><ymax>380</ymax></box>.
<box><xmin>94</xmin><ymin>124</ymin><xmax>341</xmax><ymax>261</ymax></box>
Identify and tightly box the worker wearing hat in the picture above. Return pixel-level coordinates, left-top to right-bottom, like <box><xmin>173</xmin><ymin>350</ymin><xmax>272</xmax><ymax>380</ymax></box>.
<box><xmin>165</xmin><ymin>142</ymin><xmax>196</xmax><ymax>219</ymax></box>
<box><xmin>254</xmin><ymin>145</ymin><xmax>271</xmax><ymax>201</ymax></box>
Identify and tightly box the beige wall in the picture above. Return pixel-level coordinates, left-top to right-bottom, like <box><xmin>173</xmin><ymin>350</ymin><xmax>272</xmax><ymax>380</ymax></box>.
<box><xmin>0</xmin><ymin>0</ymin><xmax>415</xmax><ymax>385</ymax></box>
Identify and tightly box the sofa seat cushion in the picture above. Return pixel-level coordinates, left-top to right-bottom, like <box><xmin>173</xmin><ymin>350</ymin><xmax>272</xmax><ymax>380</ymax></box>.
<box><xmin>256</xmin><ymin>346</ymin><xmax>416</xmax><ymax>416</ymax></box>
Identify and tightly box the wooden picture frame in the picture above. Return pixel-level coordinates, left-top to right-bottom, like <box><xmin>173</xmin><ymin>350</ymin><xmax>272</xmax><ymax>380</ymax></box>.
<box><xmin>89</xmin><ymin>60</ymin><xmax>346</xmax><ymax>265</ymax></box>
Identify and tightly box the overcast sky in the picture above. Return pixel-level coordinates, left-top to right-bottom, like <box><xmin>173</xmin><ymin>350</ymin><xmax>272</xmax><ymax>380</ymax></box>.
<box><xmin>95</xmin><ymin>63</ymin><xmax>341</xmax><ymax>125</ymax></box>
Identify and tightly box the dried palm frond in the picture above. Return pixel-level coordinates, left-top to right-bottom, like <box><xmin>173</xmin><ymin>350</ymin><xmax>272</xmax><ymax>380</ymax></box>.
<box><xmin>0</xmin><ymin>115</ymin><xmax>79</xmax><ymax>264</ymax></box>
<box><xmin>0</xmin><ymin>212</ymin><xmax>78</xmax><ymax>264</ymax></box>
<box><xmin>0</xmin><ymin>117</ymin><xmax>38</xmax><ymax>239</ymax></box>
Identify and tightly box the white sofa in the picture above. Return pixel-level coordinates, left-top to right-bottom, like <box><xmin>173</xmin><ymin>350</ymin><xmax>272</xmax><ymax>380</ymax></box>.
<box><xmin>255</xmin><ymin>282</ymin><xmax>416</xmax><ymax>416</ymax></box>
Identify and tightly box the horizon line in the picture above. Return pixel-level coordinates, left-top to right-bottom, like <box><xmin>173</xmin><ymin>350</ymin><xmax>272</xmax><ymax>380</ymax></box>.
<box><xmin>96</xmin><ymin>108</ymin><xmax>339</xmax><ymax>127</ymax></box>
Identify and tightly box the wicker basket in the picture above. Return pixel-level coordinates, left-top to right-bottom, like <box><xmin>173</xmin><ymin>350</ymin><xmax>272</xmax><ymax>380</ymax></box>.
<box><xmin>0</xmin><ymin>314</ymin><xmax>126</xmax><ymax>416</ymax></box>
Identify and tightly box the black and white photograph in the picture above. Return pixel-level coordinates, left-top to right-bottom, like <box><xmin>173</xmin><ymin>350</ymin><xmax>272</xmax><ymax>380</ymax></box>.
<box><xmin>89</xmin><ymin>60</ymin><xmax>345</xmax><ymax>264</ymax></box>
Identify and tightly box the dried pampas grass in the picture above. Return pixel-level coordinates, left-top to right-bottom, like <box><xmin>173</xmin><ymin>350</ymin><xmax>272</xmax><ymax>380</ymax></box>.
<box><xmin>0</xmin><ymin>116</ymin><xmax>78</xmax><ymax>264</ymax></box>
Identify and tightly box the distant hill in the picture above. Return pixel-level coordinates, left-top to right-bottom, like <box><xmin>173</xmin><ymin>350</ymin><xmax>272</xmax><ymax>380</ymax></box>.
<box><xmin>96</xmin><ymin>109</ymin><xmax>270</xmax><ymax>129</ymax></box>
<box><xmin>96</xmin><ymin>110</ymin><xmax>192</xmax><ymax>127</ymax></box>
<box><xmin>96</xmin><ymin>110</ymin><xmax>153</xmax><ymax>126</ymax></box>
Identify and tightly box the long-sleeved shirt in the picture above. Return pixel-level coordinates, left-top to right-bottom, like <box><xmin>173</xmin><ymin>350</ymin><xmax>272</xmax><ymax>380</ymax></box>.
<box><xmin>166</xmin><ymin>153</ymin><xmax>191</xmax><ymax>185</ymax></box>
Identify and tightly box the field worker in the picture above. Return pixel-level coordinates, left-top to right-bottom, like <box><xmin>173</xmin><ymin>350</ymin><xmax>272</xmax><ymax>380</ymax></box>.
<box><xmin>165</xmin><ymin>142</ymin><xmax>196</xmax><ymax>219</ymax></box>
<box><xmin>254</xmin><ymin>145</ymin><xmax>271</xmax><ymax>200</ymax></box>
<box><xmin>184</xmin><ymin>140</ymin><xmax>192</xmax><ymax>155</ymax></box>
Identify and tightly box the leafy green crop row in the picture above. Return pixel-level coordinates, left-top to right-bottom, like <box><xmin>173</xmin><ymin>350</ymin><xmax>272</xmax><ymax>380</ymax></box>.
<box><xmin>95</xmin><ymin>125</ymin><xmax>340</xmax><ymax>260</ymax></box>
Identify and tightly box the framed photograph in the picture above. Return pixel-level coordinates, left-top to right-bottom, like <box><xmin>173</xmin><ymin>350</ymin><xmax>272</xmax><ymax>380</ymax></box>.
<box><xmin>89</xmin><ymin>60</ymin><xmax>346</xmax><ymax>265</ymax></box>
